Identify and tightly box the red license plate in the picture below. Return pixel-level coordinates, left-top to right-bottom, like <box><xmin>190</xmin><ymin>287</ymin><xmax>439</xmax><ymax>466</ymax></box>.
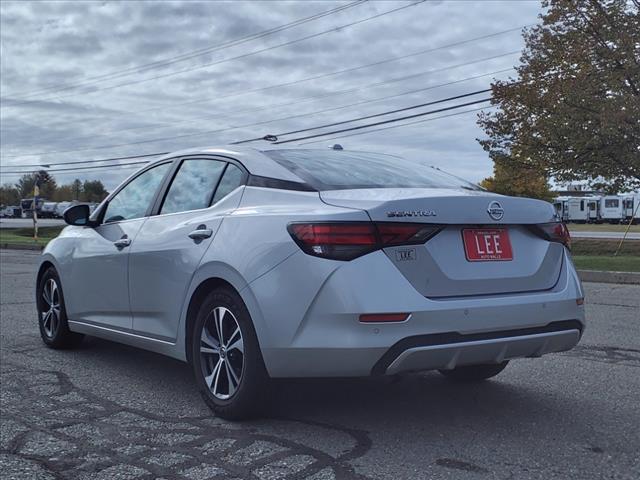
<box><xmin>462</xmin><ymin>228</ymin><xmax>513</xmax><ymax>262</ymax></box>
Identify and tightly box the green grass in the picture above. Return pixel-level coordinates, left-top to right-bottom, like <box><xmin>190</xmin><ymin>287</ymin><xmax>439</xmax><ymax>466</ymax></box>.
<box><xmin>572</xmin><ymin>255</ymin><xmax>640</xmax><ymax>272</ymax></box>
<box><xmin>572</xmin><ymin>238</ymin><xmax>640</xmax><ymax>256</ymax></box>
<box><xmin>570</xmin><ymin>238</ymin><xmax>640</xmax><ymax>272</ymax></box>
<box><xmin>567</xmin><ymin>223</ymin><xmax>640</xmax><ymax>232</ymax></box>
<box><xmin>0</xmin><ymin>226</ymin><xmax>64</xmax><ymax>247</ymax></box>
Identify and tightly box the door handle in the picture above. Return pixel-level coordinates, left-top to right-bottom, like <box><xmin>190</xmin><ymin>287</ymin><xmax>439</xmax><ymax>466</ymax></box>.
<box><xmin>188</xmin><ymin>228</ymin><xmax>213</xmax><ymax>240</ymax></box>
<box><xmin>113</xmin><ymin>237</ymin><xmax>131</xmax><ymax>249</ymax></box>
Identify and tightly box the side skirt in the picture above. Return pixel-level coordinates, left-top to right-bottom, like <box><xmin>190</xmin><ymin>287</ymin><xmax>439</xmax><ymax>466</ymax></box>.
<box><xmin>68</xmin><ymin>320</ymin><xmax>187</xmax><ymax>362</ymax></box>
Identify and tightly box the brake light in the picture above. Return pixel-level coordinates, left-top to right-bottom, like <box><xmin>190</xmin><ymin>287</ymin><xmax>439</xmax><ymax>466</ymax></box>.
<box><xmin>288</xmin><ymin>222</ymin><xmax>441</xmax><ymax>261</ymax></box>
<box><xmin>377</xmin><ymin>223</ymin><xmax>441</xmax><ymax>246</ymax></box>
<box><xmin>531</xmin><ymin>222</ymin><xmax>571</xmax><ymax>248</ymax></box>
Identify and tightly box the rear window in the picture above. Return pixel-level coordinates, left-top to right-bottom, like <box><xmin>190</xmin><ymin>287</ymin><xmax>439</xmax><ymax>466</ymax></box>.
<box><xmin>263</xmin><ymin>149</ymin><xmax>481</xmax><ymax>191</ymax></box>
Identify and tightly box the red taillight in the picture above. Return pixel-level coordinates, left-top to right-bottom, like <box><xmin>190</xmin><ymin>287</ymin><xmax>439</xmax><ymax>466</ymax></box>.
<box><xmin>288</xmin><ymin>222</ymin><xmax>441</xmax><ymax>261</ymax></box>
<box><xmin>377</xmin><ymin>223</ymin><xmax>441</xmax><ymax>246</ymax></box>
<box><xmin>531</xmin><ymin>222</ymin><xmax>571</xmax><ymax>248</ymax></box>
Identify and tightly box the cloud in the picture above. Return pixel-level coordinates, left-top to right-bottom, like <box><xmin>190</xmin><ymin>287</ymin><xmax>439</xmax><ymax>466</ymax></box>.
<box><xmin>0</xmin><ymin>0</ymin><xmax>541</xmax><ymax>190</ymax></box>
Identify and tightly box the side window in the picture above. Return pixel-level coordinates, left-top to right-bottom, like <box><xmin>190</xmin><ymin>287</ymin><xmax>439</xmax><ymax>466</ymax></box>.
<box><xmin>103</xmin><ymin>163</ymin><xmax>171</xmax><ymax>223</ymax></box>
<box><xmin>160</xmin><ymin>159</ymin><xmax>226</xmax><ymax>215</ymax></box>
<box><xmin>211</xmin><ymin>164</ymin><xmax>244</xmax><ymax>205</ymax></box>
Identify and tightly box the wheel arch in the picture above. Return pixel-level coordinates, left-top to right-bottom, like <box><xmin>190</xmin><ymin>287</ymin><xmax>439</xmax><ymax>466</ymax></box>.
<box><xmin>180</xmin><ymin>263</ymin><xmax>267</xmax><ymax>366</ymax></box>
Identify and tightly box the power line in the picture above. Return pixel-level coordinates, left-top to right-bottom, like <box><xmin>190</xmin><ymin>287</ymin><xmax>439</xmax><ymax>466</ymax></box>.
<box><xmin>232</xmin><ymin>89</ymin><xmax>491</xmax><ymax>144</ymax></box>
<box><xmin>12</xmin><ymin>24</ymin><xmax>525</xmax><ymax>132</ymax></box>
<box><xmin>300</xmin><ymin>106</ymin><xmax>494</xmax><ymax>144</ymax></box>
<box><xmin>1</xmin><ymin>93</ymin><xmax>494</xmax><ymax>174</ymax></box>
<box><xmin>272</xmin><ymin>97</ymin><xmax>492</xmax><ymax>144</ymax></box>
<box><xmin>2</xmin><ymin>67</ymin><xmax>514</xmax><ymax>156</ymax></box>
<box><xmin>1</xmin><ymin>51</ymin><xmax>518</xmax><ymax>160</ymax></box>
<box><xmin>1</xmin><ymin>160</ymin><xmax>151</xmax><ymax>175</ymax></box>
<box><xmin>2</xmin><ymin>88</ymin><xmax>494</xmax><ymax>160</ymax></box>
<box><xmin>0</xmin><ymin>152</ymin><xmax>169</xmax><ymax>169</ymax></box>
<box><xmin>1</xmin><ymin>0</ymin><xmax>425</xmax><ymax>108</ymax></box>
<box><xmin>0</xmin><ymin>106</ymin><xmax>492</xmax><ymax>177</ymax></box>
<box><xmin>4</xmin><ymin>1</ymin><xmax>365</xmax><ymax>100</ymax></box>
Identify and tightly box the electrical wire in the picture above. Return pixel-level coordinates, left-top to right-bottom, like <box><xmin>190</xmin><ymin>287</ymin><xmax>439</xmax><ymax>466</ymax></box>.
<box><xmin>5</xmin><ymin>1</ymin><xmax>365</xmax><ymax>100</ymax></box>
<box><xmin>1</xmin><ymin>51</ymin><xmax>518</xmax><ymax>160</ymax></box>
<box><xmin>1</xmin><ymin>0</ymin><xmax>425</xmax><ymax>108</ymax></box>
<box><xmin>272</xmin><ymin>97</ymin><xmax>492</xmax><ymax>144</ymax></box>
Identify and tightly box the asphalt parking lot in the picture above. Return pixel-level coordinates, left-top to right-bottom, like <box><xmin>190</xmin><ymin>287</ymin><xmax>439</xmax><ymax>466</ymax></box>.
<box><xmin>1</xmin><ymin>250</ymin><xmax>639</xmax><ymax>480</ymax></box>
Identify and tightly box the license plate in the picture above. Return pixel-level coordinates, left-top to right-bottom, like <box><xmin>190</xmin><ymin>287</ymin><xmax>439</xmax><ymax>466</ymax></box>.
<box><xmin>462</xmin><ymin>228</ymin><xmax>513</xmax><ymax>262</ymax></box>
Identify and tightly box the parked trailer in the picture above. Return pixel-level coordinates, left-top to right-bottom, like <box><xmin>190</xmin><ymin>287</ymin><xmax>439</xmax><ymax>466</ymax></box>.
<box><xmin>599</xmin><ymin>195</ymin><xmax>624</xmax><ymax>224</ymax></box>
<box><xmin>586</xmin><ymin>197</ymin><xmax>600</xmax><ymax>223</ymax></box>
<box><xmin>20</xmin><ymin>198</ymin><xmax>45</xmax><ymax>218</ymax></box>
<box><xmin>553</xmin><ymin>197</ymin><xmax>569</xmax><ymax>222</ymax></box>
<box><xmin>565</xmin><ymin>197</ymin><xmax>589</xmax><ymax>223</ymax></box>
<box><xmin>40</xmin><ymin>201</ymin><xmax>58</xmax><ymax>218</ymax></box>
<box><xmin>623</xmin><ymin>194</ymin><xmax>640</xmax><ymax>224</ymax></box>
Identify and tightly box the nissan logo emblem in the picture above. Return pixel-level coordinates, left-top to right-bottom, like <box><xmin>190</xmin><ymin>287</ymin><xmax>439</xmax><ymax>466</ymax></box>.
<box><xmin>487</xmin><ymin>201</ymin><xmax>504</xmax><ymax>221</ymax></box>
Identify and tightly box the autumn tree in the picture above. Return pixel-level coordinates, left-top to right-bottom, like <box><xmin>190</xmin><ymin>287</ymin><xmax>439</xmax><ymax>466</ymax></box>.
<box><xmin>478</xmin><ymin>0</ymin><xmax>640</xmax><ymax>194</ymax></box>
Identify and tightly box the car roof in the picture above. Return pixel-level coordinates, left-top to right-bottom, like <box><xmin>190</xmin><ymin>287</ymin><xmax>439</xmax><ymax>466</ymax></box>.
<box><xmin>148</xmin><ymin>145</ymin><xmax>403</xmax><ymax>184</ymax></box>
<box><xmin>150</xmin><ymin>145</ymin><xmax>304</xmax><ymax>183</ymax></box>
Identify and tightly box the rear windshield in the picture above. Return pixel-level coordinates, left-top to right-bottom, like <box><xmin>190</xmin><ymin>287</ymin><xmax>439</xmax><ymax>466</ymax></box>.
<box><xmin>263</xmin><ymin>149</ymin><xmax>480</xmax><ymax>191</ymax></box>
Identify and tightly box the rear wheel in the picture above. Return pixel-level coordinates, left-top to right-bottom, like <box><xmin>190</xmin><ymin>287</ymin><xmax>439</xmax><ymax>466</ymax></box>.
<box><xmin>190</xmin><ymin>287</ymin><xmax>270</xmax><ymax>420</ymax></box>
<box><xmin>438</xmin><ymin>361</ymin><xmax>508</xmax><ymax>382</ymax></box>
<box><xmin>37</xmin><ymin>267</ymin><xmax>84</xmax><ymax>349</ymax></box>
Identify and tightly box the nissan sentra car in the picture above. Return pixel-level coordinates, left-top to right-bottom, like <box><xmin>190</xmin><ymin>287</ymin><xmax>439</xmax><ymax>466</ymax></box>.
<box><xmin>36</xmin><ymin>146</ymin><xmax>585</xmax><ymax>419</ymax></box>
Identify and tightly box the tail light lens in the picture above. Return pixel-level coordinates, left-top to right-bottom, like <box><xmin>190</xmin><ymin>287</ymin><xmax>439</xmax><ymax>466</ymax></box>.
<box><xmin>531</xmin><ymin>222</ymin><xmax>571</xmax><ymax>249</ymax></box>
<box><xmin>288</xmin><ymin>222</ymin><xmax>441</xmax><ymax>261</ymax></box>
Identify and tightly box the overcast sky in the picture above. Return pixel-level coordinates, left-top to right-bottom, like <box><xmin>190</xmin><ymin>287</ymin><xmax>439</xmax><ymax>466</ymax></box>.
<box><xmin>0</xmin><ymin>0</ymin><xmax>543</xmax><ymax>191</ymax></box>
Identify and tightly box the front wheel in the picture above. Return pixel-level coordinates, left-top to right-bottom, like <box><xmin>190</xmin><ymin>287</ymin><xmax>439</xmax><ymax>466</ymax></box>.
<box><xmin>36</xmin><ymin>267</ymin><xmax>84</xmax><ymax>349</ymax></box>
<box><xmin>438</xmin><ymin>361</ymin><xmax>508</xmax><ymax>382</ymax></box>
<box><xmin>190</xmin><ymin>287</ymin><xmax>270</xmax><ymax>420</ymax></box>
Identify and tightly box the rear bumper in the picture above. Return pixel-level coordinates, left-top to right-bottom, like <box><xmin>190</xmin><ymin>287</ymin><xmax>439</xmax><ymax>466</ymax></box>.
<box><xmin>374</xmin><ymin>320</ymin><xmax>581</xmax><ymax>375</ymax></box>
<box><xmin>246</xmin><ymin>247</ymin><xmax>585</xmax><ymax>378</ymax></box>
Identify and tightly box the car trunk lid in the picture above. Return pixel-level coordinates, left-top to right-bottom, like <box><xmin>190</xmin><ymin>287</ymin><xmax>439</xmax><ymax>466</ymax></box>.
<box><xmin>320</xmin><ymin>188</ymin><xmax>563</xmax><ymax>297</ymax></box>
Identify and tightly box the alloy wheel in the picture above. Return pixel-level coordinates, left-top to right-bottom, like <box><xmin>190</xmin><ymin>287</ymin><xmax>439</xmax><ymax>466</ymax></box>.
<box><xmin>200</xmin><ymin>306</ymin><xmax>245</xmax><ymax>400</ymax></box>
<box><xmin>41</xmin><ymin>278</ymin><xmax>60</xmax><ymax>337</ymax></box>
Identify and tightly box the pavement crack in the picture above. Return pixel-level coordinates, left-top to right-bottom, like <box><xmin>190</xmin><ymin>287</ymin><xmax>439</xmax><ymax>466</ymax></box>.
<box><xmin>1</xmin><ymin>360</ymin><xmax>375</xmax><ymax>480</ymax></box>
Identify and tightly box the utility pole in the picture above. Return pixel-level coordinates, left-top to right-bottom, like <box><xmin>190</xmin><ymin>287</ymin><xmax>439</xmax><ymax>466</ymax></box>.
<box><xmin>32</xmin><ymin>171</ymin><xmax>40</xmax><ymax>241</ymax></box>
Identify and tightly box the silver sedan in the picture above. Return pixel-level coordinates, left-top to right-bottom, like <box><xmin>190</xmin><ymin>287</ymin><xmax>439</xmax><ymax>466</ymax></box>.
<box><xmin>36</xmin><ymin>146</ymin><xmax>585</xmax><ymax>419</ymax></box>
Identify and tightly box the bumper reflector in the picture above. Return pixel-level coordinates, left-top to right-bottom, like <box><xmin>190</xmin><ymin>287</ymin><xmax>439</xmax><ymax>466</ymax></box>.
<box><xmin>360</xmin><ymin>313</ymin><xmax>410</xmax><ymax>323</ymax></box>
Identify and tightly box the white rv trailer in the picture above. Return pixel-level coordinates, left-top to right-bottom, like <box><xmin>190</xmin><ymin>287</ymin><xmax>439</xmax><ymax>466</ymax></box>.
<box><xmin>586</xmin><ymin>197</ymin><xmax>600</xmax><ymax>222</ymax></box>
<box><xmin>553</xmin><ymin>197</ymin><xmax>569</xmax><ymax>221</ymax></box>
<box><xmin>553</xmin><ymin>196</ymin><xmax>600</xmax><ymax>223</ymax></box>
<box><xmin>599</xmin><ymin>195</ymin><xmax>624</xmax><ymax>224</ymax></box>
<box><xmin>565</xmin><ymin>197</ymin><xmax>587</xmax><ymax>222</ymax></box>
<box><xmin>623</xmin><ymin>194</ymin><xmax>640</xmax><ymax>224</ymax></box>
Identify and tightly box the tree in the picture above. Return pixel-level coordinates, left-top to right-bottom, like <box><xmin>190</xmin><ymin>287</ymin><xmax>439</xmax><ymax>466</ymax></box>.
<box><xmin>81</xmin><ymin>180</ymin><xmax>108</xmax><ymax>202</ymax></box>
<box><xmin>480</xmin><ymin>158</ymin><xmax>554</xmax><ymax>201</ymax></box>
<box><xmin>0</xmin><ymin>184</ymin><xmax>21</xmax><ymax>206</ymax></box>
<box><xmin>52</xmin><ymin>185</ymin><xmax>75</xmax><ymax>202</ymax></box>
<box><xmin>478</xmin><ymin>0</ymin><xmax>640</xmax><ymax>193</ymax></box>
<box><xmin>15</xmin><ymin>171</ymin><xmax>57</xmax><ymax>199</ymax></box>
<box><xmin>71</xmin><ymin>179</ymin><xmax>82</xmax><ymax>201</ymax></box>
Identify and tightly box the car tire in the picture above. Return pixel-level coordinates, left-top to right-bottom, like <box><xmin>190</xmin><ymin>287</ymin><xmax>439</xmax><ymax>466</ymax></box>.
<box><xmin>36</xmin><ymin>267</ymin><xmax>84</xmax><ymax>349</ymax></box>
<box><xmin>190</xmin><ymin>287</ymin><xmax>271</xmax><ymax>420</ymax></box>
<box><xmin>438</xmin><ymin>361</ymin><xmax>509</xmax><ymax>382</ymax></box>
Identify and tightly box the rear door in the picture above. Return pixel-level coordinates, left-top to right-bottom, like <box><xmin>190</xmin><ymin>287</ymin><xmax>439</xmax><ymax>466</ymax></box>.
<box><xmin>128</xmin><ymin>158</ymin><xmax>246</xmax><ymax>341</ymax></box>
<box><xmin>65</xmin><ymin>161</ymin><xmax>172</xmax><ymax>329</ymax></box>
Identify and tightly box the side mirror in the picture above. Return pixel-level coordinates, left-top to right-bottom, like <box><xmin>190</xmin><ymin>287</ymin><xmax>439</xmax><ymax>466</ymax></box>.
<box><xmin>63</xmin><ymin>204</ymin><xmax>91</xmax><ymax>226</ymax></box>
